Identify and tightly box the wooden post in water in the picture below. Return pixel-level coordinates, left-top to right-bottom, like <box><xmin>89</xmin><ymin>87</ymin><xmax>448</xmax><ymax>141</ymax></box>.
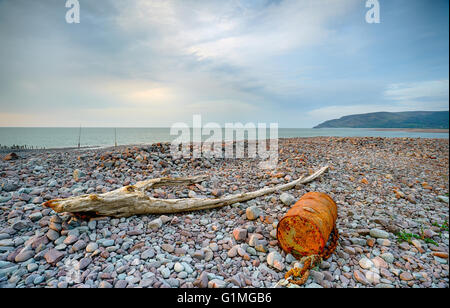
<box><xmin>77</xmin><ymin>125</ymin><xmax>81</xmax><ymax>148</ymax></box>
<box><xmin>114</xmin><ymin>128</ymin><xmax>117</xmax><ymax>147</ymax></box>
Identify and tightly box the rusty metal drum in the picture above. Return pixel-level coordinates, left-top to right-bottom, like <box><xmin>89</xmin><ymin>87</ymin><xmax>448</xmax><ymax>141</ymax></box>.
<box><xmin>277</xmin><ymin>192</ymin><xmax>338</xmax><ymax>258</ymax></box>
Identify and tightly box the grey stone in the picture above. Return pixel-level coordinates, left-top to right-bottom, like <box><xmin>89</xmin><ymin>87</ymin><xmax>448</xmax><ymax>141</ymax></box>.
<box><xmin>160</xmin><ymin>267</ymin><xmax>170</xmax><ymax>279</ymax></box>
<box><xmin>267</xmin><ymin>251</ymin><xmax>282</xmax><ymax>267</ymax></box>
<box><xmin>166</xmin><ymin>278</ymin><xmax>180</xmax><ymax>287</ymax></box>
<box><xmin>102</xmin><ymin>239</ymin><xmax>115</xmax><ymax>247</ymax></box>
<box><xmin>77</xmin><ymin>257</ymin><xmax>92</xmax><ymax>270</ymax></box>
<box><xmin>15</xmin><ymin>250</ymin><xmax>34</xmax><ymax>262</ymax></box>
<box><xmin>246</xmin><ymin>206</ymin><xmax>262</xmax><ymax>220</ymax></box>
<box><xmin>71</xmin><ymin>240</ymin><xmax>87</xmax><ymax>252</ymax></box>
<box><xmin>12</xmin><ymin>220</ymin><xmax>28</xmax><ymax>231</ymax></box>
<box><xmin>380</xmin><ymin>252</ymin><xmax>394</xmax><ymax>264</ymax></box>
<box><xmin>27</xmin><ymin>263</ymin><xmax>39</xmax><ymax>272</ymax></box>
<box><xmin>114</xmin><ymin>280</ymin><xmax>128</xmax><ymax>288</ymax></box>
<box><xmin>280</xmin><ymin>193</ymin><xmax>295</xmax><ymax>206</ymax></box>
<box><xmin>28</xmin><ymin>212</ymin><xmax>43</xmax><ymax>222</ymax></box>
<box><xmin>99</xmin><ymin>281</ymin><xmax>113</xmax><ymax>288</ymax></box>
<box><xmin>148</xmin><ymin>218</ymin><xmax>163</xmax><ymax>230</ymax></box>
<box><xmin>46</xmin><ymin>229</ymin><xmax>60</xmax><ymax>241</ymax></box>
<box><xmin>370</xmin><ymin>228</ymin><xmax>390</xmax><ymax>239</ymax></box>
<box><xmin>305</xmin><ymin>282</ymin><xmax>323</xmax><ymax>288</ymax></box>
<box><xmin>141</xmin><ymin>248</ymin><xmax>155</xmax><ymax>260</ymax></box>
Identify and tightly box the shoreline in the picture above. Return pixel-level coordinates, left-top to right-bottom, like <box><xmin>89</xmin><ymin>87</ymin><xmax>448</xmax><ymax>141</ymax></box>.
<box><xmin>1</xmin><ymin>134</ymin><xmax>449</xmax><ymax>154</ymax></box>
<box><xmin>369</xmin><ymin>128</ymin><xmax>449</xmax><ymax>133</ymax></box>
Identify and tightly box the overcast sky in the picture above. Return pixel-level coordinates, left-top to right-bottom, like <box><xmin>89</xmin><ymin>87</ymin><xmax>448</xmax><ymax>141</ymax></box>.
<box><xmin>0</xmin><ymin>0</ymin><xmax>448</xmax><ymax>127</ymax></box>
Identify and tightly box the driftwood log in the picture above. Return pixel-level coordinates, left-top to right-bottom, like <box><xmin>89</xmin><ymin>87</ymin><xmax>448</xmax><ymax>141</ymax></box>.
<box><xmin>43</xmin><ymin>166</ymin><xmax>329</xmax><ymax>217</ymax></box>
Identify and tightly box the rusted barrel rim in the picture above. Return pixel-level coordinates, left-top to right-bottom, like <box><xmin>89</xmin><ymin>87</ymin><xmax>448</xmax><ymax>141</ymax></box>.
<box><xmin>276</xmin><ymin>192</ymin><xmax>338</xmax><ymax>258</ymax></box>
<box><xmin>277</xmin><ymin>215</ymin><xmax>325</xmax><ymax>258</ymax></box>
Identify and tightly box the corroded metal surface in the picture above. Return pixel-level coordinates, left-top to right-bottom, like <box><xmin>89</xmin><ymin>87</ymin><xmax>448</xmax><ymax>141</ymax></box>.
<box><xmin>277</xmin><ymin>192</ymin><xmax>338</xmax><ymax>258</ymax></box>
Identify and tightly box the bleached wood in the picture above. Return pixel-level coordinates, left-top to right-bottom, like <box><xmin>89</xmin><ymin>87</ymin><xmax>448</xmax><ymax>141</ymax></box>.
<box><xmin>44</xmin><ymin>166</ymin><xmax>329</xmax><ymax>217</ymax></box>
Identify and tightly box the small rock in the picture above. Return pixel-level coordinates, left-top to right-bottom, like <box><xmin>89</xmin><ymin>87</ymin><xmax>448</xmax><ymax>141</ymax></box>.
<box><xmin>376</xmin><ymin>239</ymin><xmax>391</xmax><ymax>246</ymax></box>
<box><xmin>208</xmin><ymin>279</ymin><xmax>226</xmax><ymax>288</ymax></box>
<box><xmin>174</xmin><ymin>262</ymin><xmax>184</xmax><ymax>273</ymax></box>
<box><xmin>44</xmin><ymin>249</ymin><xmax>64</xmax><ymax>265</ymax></box>
<box><xmin>161</xmin><ymin>243</ymin><xmax>174</xmax><ymax>253</ymax></box>
<box><xmin>411</xmin><ymin>239</ymin><xmax>424</xmax><ymax>252</ymax></box>
<box><xmin>102</xmin><ymin>239</ymin><xmax>114</xmax><ymax>247</ymax></box>
<box><xmin>267</xmin><ymin>251</ymin><xmax>282</xmax><ymax>267</ymax></box>
<box><xmin>380</xmin><ymin>253</ymin><xmax>394</xmax><ymax>264</ymax></box>
<box><xmin>88</xmin><ymin>220</ymin><xmax>97</xmax><ymax>230</ymax></box>
<box><xmin>160</xmin><ymin>267</ymin><xmax>171</xmax><ymax>279</ymax></box>
<box><xmin>280</xmin><ymin>193</ymin><xmax>295</xmax><ymax>206</ymax></box>
<box><xmin>399</xmin><ymin>272</ymin><xmax>413</xmax><ymax>281</ymax></box>
<box><xmin>194</xmin><ymin>272</ymin><xmax>209</xmax><ymax>288</ymax></box>
<box><xmin>114</xmin><ymin>280</ymin><xmax>128</xmax><ymax>288</ymax></box>
<box><xmin>3</xmin><ymin>153</ymin><xmax>19</xmax><ymax>161</ymax></box>
<box><xmin>369</xmin><ymin>228</ymin><xmax>390</xmax><ymax>239</ymax></box>
<box><xmin>27</xmin><ymin>263</ymin><xmax>38</xmax><ymax>272</ymax></box>
<box><xmin>432</xmin><ymin>252</ymin><xmax>449</xmax><ymax>259</ymax></box>
<box><xmin>305</xmin><ymin>282</ymin><xmax>323</xmax><ymax>288</ymax></box>
<box><xmin>46</xmin><ymin>229</ymin><xmax>60</xmax><ymax>241</ymax></box>
<box><xmin>148</xmin><ymin>218</ymin><xmax>163</xmax><ymax>230</ymax></box>
<box><xmin>365</xmin><ymin>271</ymin><xmax>380</xmax><ymax>284</ymax></box>
<box><xmin>232</xmin><ymin>228</ymin><xmax>247</xmax><ymax>241</ymax></box>
<box><xmin>99</xmin><ymin>281</ymin><xmax>113</xmax><ymax>288</ymax></box>
<box><xmin>71</xmin><ymin>240</ymin><xmax>87</xmax><ymax>251</ymax></box>
<box><xmin>141</xmin><ymin>248</ymin><xmax>155</xmax><ymax>260</ymax></box>
<box><xmin>353</xmin><ymin>270</ymin><xmax>369</xmax><ymax>285</ymax></box>
<box><xmin>359</xmin><ymin>257</ymin><xmax>374</xmax><ymax>269</ymax></box>
<box><xmin>227</xmin><ymin>246</ymin><xmax>238</xmax><ymax>258</ymax></box>
<box><xmin>167</xmin><ymin>278</ymin><xmax>180</xmax><ymax>288</ymax></box>
<box><xmin>12</xmin><ymin>220</ymin><xmax>28</xmax><ymax>231</ymax></box>
<box><xmin>246</xmin><ymin>206</ymin><xmax>262</xmax><ymax>220</ymax></box>
<box><xmin>86</xmin><ymin>242</ymin><xmax>98</xmax><ymax>253</ymax></box>
<box><xmin>73</xmin><ymin>169</ymin><xmax>86</xmax><ymax>181</ymax></box>
<box><xmin>15</xmin><ymin>250</ymin><xmax>34</xmax><ymax>263</ymax></box>
<box><xmin>63</xmin><ymin>235</ymin><xmax>78</xmax><ymax>245</ymax></box>
<box><xmin>78</xmin><ymin>257</ymin><xmax>92</xmax><ymax>270</ymax></box>
<box><xmin>28</xmin><ymin>212</ymin><xmax>43</xmax><ymax>222</ymax></box>
<box><xmin>371</xmin><ymin>256</ymin><xmax>388</xmax><ymax>269</ymax></box>
<box><xmin>248</xmin><ymin>234</ymin><xmax>262</xmax><ymax>247</ymax></box>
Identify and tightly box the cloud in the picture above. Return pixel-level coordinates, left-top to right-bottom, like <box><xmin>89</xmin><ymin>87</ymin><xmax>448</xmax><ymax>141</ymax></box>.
<box><xmin>306</xmin><ymin>79</ymin><xmax>449</xmax><ymax>127</ymax></box>
<box><xmin>0</xmin><ymin>0</ymin><xmax>448</xmax><ymax>127</ymax></box>
<box><xmin>383</xmin><ymin>79</ymin><xmax>449</xmax><ymax>108</ymax></box>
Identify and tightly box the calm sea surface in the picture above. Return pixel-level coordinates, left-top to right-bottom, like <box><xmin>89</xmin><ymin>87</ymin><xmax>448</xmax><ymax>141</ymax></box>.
<box><xmin>0</xmin><ymin>127</ymin><xmax>448</xmax><ymax>149</ymax></box>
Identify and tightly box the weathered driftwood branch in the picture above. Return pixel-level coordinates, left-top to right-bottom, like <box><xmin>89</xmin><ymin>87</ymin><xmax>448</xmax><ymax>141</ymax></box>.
<box><xmin>132</xmin><ymin>174</ymin><xmax>209</xmax><ymax>191</ymax></box>
<box><xmin>43</xmin><ymin>166</ymin><xmax>329</xmax><ymax>217</ymax></box>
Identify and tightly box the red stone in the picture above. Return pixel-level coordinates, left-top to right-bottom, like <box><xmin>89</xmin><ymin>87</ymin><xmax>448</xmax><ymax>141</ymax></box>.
<box><xmin>44</xmin><ymin>249</ymin><xmax>65</xmax><ymax>265</ymax></box>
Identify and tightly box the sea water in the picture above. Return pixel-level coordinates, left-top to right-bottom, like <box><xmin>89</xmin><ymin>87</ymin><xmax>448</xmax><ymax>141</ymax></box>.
<box><xmin>0</xmin><ymin>127</ymin><xmax>447</xmax><ymax>149</ymax></box>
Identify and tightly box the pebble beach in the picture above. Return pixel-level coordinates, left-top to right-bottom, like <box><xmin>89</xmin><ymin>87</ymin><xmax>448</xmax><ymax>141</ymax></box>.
<box><xmin>0</xmin><ymin>136</ymin><xmax>448</xmax><ymax>288</ymax></box>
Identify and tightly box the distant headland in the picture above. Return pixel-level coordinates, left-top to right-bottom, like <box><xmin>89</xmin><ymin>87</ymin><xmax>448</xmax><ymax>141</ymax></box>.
<box><xmin>314</xmin><ymin>111</ymin><xmax>449</xmax><ymax>129</ymax></box>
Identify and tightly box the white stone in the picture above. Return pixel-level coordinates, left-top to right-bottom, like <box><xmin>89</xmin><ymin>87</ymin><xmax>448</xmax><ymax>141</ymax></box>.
<box><xmin>359</xmin><ymin>257</ymin><xmax>374</xmax><ymax>269</ymax></box>
<box><xmin>148</xmin><ymin>218</ymin><xmax>163</xmax><ymax>230</ymax></box>
<box><xmin>370</xmin><ymin>228</ymin><xmax>389</xmax><ymax>239</ymax></box>
<box><xmin>174</xmin><ymin>262</ymin><xmax>184</xmax><ymax>273</ymax></box>
<box><xmin>267</xmin><ymin>251</ymin><xmax>282</xmax><ymax>267</ymax></box>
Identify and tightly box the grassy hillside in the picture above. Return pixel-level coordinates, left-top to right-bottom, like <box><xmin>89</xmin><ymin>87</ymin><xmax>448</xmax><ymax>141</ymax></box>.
<box><xmin>314</xmin><ymin>111</ymin><xmax>449</xmax><ymax>129</ymax></box>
